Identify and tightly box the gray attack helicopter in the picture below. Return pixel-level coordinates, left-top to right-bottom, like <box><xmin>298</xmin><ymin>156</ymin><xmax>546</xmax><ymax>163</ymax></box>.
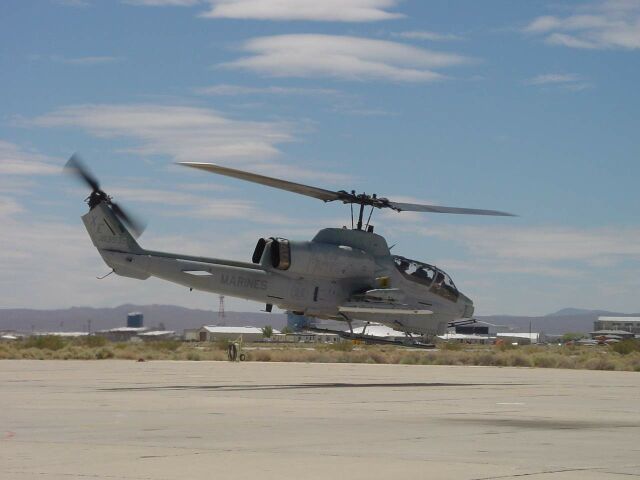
<box><xmin>66</xmin><ymin>155</ymin><xmax>514</xmax><ymax>344</ymax></box>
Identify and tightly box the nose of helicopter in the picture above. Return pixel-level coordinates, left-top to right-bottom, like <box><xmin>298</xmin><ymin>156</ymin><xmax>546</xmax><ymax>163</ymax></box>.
<box><xmin>458</xmin><ymin>293</ymin><xmax>474</xmax><ymax>318</ymax></box>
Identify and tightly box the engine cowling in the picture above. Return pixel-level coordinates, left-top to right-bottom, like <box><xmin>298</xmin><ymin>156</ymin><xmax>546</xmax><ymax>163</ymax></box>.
<box><xmin>253</xmin><ymin>237</ymin><xmax>375</xmax><ymax>279</ymax></box>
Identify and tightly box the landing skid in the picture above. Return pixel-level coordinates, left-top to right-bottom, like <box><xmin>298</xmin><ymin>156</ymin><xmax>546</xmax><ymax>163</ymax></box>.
<box><xmin>306</xmin><ymin>326</ymin><xmax>436</xmax><ymax>349</ymax></box>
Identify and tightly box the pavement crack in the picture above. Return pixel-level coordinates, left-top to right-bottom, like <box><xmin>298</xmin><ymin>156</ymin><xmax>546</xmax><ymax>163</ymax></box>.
<box><xmin>470</xmin><ymin>466</ymin><xmax>607</xmax><ymax>479</ymax></box>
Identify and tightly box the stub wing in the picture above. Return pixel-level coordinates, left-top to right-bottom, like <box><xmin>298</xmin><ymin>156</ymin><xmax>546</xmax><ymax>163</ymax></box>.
<box><xmin>339</xmin><ymin>303</ymin><xmax>433</xmax><ymax>316</ymax></box>
<box><xmin>339</xmin><ymin>287</ymin><xmax>431</xmax><ymax>318</ymax></box>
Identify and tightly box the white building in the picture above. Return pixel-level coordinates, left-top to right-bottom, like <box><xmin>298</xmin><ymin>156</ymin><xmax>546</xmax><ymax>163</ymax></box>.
<box><xmin>594</xmin><ymin>317</ymin><xmax>640</xmax><ymax>335</ymax></box>
<box><xmin>186</xmin><ymin>326</ymin><xmax>278</xmax><ymax>343</ymax></box>
<box><xmin>497</xmin><ymin>332</ymin><xmax>540</xmax><ymax>345</ymax></box>
<box><xmin>95</xmin><ymin>327</ymin><xmax>148</xmax><ymax>342</ymax></box>
<box><xmin>138</xmin><ymin>330</ymin><xmax>177</xmax><ymax>341</ymax></box>
<box><xmin>438</xmin><ymin>332</ymin><xmax>492</xmax><ymax>344</ymax></box>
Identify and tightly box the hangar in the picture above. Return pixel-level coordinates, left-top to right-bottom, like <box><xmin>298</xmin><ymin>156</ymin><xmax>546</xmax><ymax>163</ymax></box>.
<box><xmin>593</xmin><ymin>317</ymin><xmax>640</xmax><ymax>335</ymax></box>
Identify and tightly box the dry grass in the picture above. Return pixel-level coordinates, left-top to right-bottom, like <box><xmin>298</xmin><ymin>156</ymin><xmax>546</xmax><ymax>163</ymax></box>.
<box><xmin>1</xmin><ymin>337</ymin><xmax>639</xmax><ymax>371</ymax></box>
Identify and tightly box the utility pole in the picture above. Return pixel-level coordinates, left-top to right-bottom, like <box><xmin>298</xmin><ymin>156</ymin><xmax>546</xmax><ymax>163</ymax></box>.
<box><xmin>218</xmin><ymin>295</ymin><xmax>226</xmax><ymax>326</ymax></box>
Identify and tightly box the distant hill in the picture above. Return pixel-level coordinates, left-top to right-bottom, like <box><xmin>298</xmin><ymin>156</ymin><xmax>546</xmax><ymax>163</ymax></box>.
<box><xmin>0</xmin><ymin>304</ymin><xmax>287</xmax><ymax>333</ymax></box>
<box><xmin>478</xmin><ymin>309</ymin><xmax>640</xmax><ymax>335</ymax></box>
<box><xmin>1</xmin><ymin>305</ymin><xmax>638</xmax><ymax>336</ymax></box>
<box><xmin>547</xmin><ymin>308</ymin><xmax>636</xmax><ymax>317</ymax></box>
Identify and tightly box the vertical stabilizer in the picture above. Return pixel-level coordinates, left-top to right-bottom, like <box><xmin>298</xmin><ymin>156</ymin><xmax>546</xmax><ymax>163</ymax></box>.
<box><xmin>82</xmin><ymin>202</ymin><xmax>150</xmax><ymax>280</ymax></box>
<box><xmin>82</xmin><ymin>202</ymin><xmax>143</xmax><ymax>254</ymax></box>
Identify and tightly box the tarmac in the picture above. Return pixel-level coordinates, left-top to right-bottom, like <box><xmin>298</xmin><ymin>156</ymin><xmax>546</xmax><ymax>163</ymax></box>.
<box><xmin>1</xmin><ymin>360</ymin><xmax>639</xmax><ymax>480</ymax></box>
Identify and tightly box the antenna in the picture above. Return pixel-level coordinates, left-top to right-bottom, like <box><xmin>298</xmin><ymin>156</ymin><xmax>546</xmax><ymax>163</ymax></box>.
<box><xmin>218</xmin><ymin>295</ymin><xmax>226</xmax><ymax>326</ymax></box>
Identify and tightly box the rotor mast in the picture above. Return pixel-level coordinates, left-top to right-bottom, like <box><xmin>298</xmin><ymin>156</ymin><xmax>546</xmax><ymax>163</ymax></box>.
<box><xmin>351</xmin><ymin>191</ymin><xmax>378</xmax><ymax>231</ymax></box>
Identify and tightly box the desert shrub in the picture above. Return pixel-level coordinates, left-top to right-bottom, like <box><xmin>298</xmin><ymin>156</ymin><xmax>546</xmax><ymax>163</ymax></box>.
<box><xmin>509</xmin><ymin>353</ymin><xmax>532</xmax><ymax>367</ymax></box>
<box><xmin>148</xmin><ymin>340</ymin><xmax>181</xmax><ymax>351</ymax></box>
<box><xmin>532</xmin><ymin>354</ymin><xmax>558</xmax><ymax>368</ymax></box>
<box><xmin>441</xmin><ymin>342</ymin><xmax>463</xmax><ymax>351</ymax></box>
<box><xmin>368</xmin><ymin>351</ymin><xmax>387</xmax><ymax>364</ymax></box>
<box><xmin>261</xmin><ymin>325</ymin><xmax>273</xmax><ymax>338</ymax></box>
<box><xmin>399</xmin><ymin>352</ymin><xmax>420</xmax><ymax>365</ymax></box>
<box><xmin>583</xmin><ymin>356</ymin><xmax>617</xmax><ymax>370</ymax></box>
<box><xmin>214</xmin><ymin>338</ymin><xmax>231</xmax><ymax>350</ymax></box>
<box><xmin>473</xmin><ymin>351</ymin><xmax>495</xmax><ymax>366</ymax></box>
<box><xmin>326</xmin><ymin>341</ymin><xmax>354</xmax><ymax>352</ymax></box>
<box><xmin>555</xmin><ymin>356</ymin><xmax>577</xmax><ymax>369</ymax></box>
<box><xmin>610</xmin><ymin>340</ymin><xmax>640</xmax><ymax>355</ymax></box>
<box><xmin>494</xmin><ymin>353</ymin><xmax>510</xmax><ymax>367</ymax></box>
<box><xmin>79</xmin><ymin>336</ymin><xmax>107</xmax><ymax>347</ymax></box>
<box><xmin>418</xmin><ymin>352</ymin><xmax>438</xmax><ymax>365</ymax></box>
<box><xmin>186</xmin><ymin>351</ymin><xmax>201</xmax><ymax>361</ymax></box>
<box><xmin>95</xmin><ymin>347</ymin><xmax>114</xmax><ymax>359</ymax></box>
<box><xmin>347</xmin><ymin>351</ymin><xmax>370</xmax><ymax>363</ymax></box>
<box><xmin>22</xmin><ymin>336</ymin><xmax>66</xmax><ymax>351</ymax></box>
<box><xmin>252</xmin><ymin>350</ymin><xmax>272</xmax><ymax>362</ymax></box>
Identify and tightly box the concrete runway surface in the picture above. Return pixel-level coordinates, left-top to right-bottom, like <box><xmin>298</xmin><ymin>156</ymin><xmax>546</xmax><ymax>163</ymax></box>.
<box><xmin>1</xmin><ymin>360</ymin><xmax>639</xmax><ymax>480</ymax></box>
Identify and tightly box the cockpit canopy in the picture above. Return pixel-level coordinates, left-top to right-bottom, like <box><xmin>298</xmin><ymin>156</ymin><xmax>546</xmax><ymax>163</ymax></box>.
<box><xmin>393</xmin><ymin>255</ymin><xmax>459</xmax><ymax>302</ymax></box>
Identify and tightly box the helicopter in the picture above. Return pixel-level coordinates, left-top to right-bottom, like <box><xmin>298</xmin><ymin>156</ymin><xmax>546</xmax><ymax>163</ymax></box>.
<box><xmin>66</xmin><ymin>154</ymin><xmax>514</xmax><ymax>343</ymax></box>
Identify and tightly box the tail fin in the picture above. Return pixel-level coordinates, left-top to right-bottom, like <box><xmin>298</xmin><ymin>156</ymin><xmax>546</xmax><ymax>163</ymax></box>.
<box><xmin>82</xmin><ymin>202</ymin><xmax>143</xmax><ymax>254</ymax></box>
<box><xmin>82</xmin><ymin>202</ymin><xmax>150</xmax><ymax>280</ymax></box>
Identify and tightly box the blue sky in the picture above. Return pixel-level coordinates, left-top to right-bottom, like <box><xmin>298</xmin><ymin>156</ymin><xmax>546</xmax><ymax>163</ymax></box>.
<box><xmin>1</xmin><ymin>0</ymin><xmax>639</xmax><ymax>315</ymax></box>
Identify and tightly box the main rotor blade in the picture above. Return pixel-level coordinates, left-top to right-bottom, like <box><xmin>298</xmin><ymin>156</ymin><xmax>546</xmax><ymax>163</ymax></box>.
<box><xmin>111</xmin><ymin>202</ymin><xmax>147</xmax><ymax>238</ymax></box>
<box><xmin>64</xmin><ymin>153</ymin><xmax>100</xmax><ymax>192</ymax></box>
<box><xmin>179</xmin><ymin>162</ymin><xmax>516</xmax><ymax>217</ymax></box>
<box><xmin>179</xmin><ymin>162</ymin><xmax>342</xmax><ymax>202</ymax></box>
<box><xmin>387</xmin><ymin>201</ymin><xmax>516</xmax><ymax>217</ymax></box>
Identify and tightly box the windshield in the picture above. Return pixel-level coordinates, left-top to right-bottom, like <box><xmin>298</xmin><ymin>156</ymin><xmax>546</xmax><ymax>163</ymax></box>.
<box><xmin>393</xmin><ymin>255</ymin><xmax>459</xmax><ymax>302</ymax></box>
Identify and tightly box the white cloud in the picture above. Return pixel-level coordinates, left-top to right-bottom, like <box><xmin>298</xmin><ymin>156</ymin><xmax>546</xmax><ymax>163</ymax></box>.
<box><xmin>0</xmin><ymin>199</ymin><xmax>267</xmax><ymax>309</ymax></box>
<box><xmin>0</xmin><ymin>196</ymin><xmax>24</xmax><ymax>218</ymax></box>
<box><xmin>525</xmin><ymin>73</ymin><xmax>592</xmax><ymax>91</ymax></box>
<box><xmin>124</xmin><ymin>0</ymin><xmax>199</xmax><ymax>6</ymax></box>
<box><xmin>29</xmin><ymin>54</ymin><xmax>122</xmax><ymax>65</ymax></box>
<box><xmin>54</xmin><ymin>0</ymin><xmax>91</xmax><ymax>7</ymax></box>
<box><xmin>525</xmin><ymin>73</ymin><xmax>580</xmax><ymax>85</ymax></box>
<box><xmin>195</xmin><ymin>84</ymin><xmax>342</xmax><ymax>97</ymax></box>
<box><xmin>24</xmin><ymin>104</ymin><xmax>294</xmax><ymax>164</ymax></box>
<box><xmin>222</xmin><ymin>34</ymin><xmax>474</xmax><ymax>82</ymax></box>
<box><xmin>0</xmin><ymin>140</ymin><xmax>60</xmax><ymax>175</ymax></box>
<box><xmin>419</xmin><ymin>225</ymin><xmax>640</xmax><ymax>264</ymax></box>
<box><xmin>392</xmin><ymin>30</ymin><xmax>463</xmax><ymax>42</ymax></box>
<box><xmin>524</xmin><ymin>0</ymin><xmax>640</xmax><ymax>50</ymax></box>
<box><xmin>52</xmin><ymin>55</ymin><xmax>122</xmax><ymax>65</ymax></box>
<box><xmin>438</xmin><ymin>258</ymin><xmax>580</xmax><ymax>278</ymax></box>
<box><xmin>23</xmin><ymin>103</ymin><xmax>349</xmax><ymax>185</ymax></box>
<box><xmin>200</xmin><ymin>0</ymin><xmax>403</xmax><ymax>22</ymax></box>
<box><xmin>110</xmin><ymin>185</ymin><xmax>294</xmax><ymax>224</ymax></box>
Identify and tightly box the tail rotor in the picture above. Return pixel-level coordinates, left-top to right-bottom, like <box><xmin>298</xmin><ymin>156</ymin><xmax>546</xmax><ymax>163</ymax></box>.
<box><xmin>64</xmin><ymin>153</ymin><xmax>147</xmax><ymax>238</ymax></box>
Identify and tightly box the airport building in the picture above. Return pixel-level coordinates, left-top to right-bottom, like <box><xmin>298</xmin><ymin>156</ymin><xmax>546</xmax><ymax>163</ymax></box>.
<box><xmin>593</xmin><ymin>317</ymin><xmax>640</xmax><ymax>335</ymax></box>
<box><xmin>184</xmin><ymin>325</ymin><xmax>276</xmax><ymax>343</ymax></box>
<box><xmin>138</xmin><ymin>330</ymin><xmax>177</xmax><ymax>341</ymax></box>
<box><xmin>127</xmin><ymin>312</ymin><xmax>144</xmax><ymax>328</ymax></box>
<box><xmin>496</xmin><ymin>332</ymin><xmax>540</xmax><ymax>345</ymax></box>
<box><xmin>183</xmin><ymin>325</ymin><xmax>344</xmax><ymax>343</ymax></box>
<box><xmin>95</xmin><ymin>326</ymin><xmax>148</xmax><ymax>342</ymax></box>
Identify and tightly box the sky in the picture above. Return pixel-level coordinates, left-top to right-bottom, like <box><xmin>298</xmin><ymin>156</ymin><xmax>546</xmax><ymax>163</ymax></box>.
<box><xmin>1</xmin><ymin>0</ymin><xmax>639</xmax><ymax>316</ymax></box>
